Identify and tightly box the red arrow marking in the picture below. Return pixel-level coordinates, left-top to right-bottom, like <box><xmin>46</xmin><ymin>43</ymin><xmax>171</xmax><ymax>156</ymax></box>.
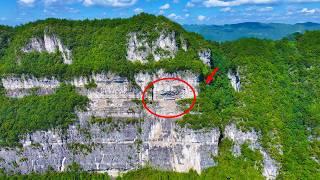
<box><xmin>205</xmin><ymin>67</ymin><xmax>219</xmax><ymax>84</ymax></box>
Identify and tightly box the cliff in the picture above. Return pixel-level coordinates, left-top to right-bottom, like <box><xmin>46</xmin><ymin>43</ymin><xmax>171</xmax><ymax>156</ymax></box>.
<box><xmin>0</xmin><ymin>70</ymin><xmax>278</xmax><ymax>179</ymax></box>
<box><xmin>3</xmin><ymin>14</ymin><xmax>319</xmax><ymax>179</ymax></box>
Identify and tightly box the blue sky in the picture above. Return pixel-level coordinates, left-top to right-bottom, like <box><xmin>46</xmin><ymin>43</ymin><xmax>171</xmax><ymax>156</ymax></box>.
<box><xmin>0</xmin><ymin>0</ymin><xmax>320</xmax><ymax>26</ymax></box>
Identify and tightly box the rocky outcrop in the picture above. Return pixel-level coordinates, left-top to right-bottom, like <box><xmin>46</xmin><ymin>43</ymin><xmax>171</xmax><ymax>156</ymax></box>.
<box><xmin>228</xmin><ymin>68</ymin><xmax>241</xmax><ymax>92</ymax></box>
<box><xmin>1</xmin><ymin>76</ymin><xmax>60</xmax><ymax>98</ymax></box>
<box><xmin>127</xmin><ymin>31</ymin><xmax>178</xmax><ymax>63</ymax></box>
<box><xmin>126</xmin><ymin>32</ymin><xmax>152</xmax><ymax>63</ymax></box>
<box><xmin>198</xmin><ymin>49</ymin><xmax>212</xmax><ymax>66</ymax></box>
<box><xmin>180</xmin><ymin>37</ymin><xmax>188</xmax><ymax>51</ymax></box>
<box><xmin>72</xmin><ymin>73</ymin><xmax>142</xmax><ymax>118</ymax></box>
<box><xmin>224</xmin><ymin>124</ymin><xmax>279</xmax><ymax>180</ymax></box>
<box><xmin>152</xmin><ymin>31</ymin><xmax>178</xmax><ymax>61</ymax></box>
<box><xmin>0</xmin><ymin>118</ymin><xmax>220</xmax><ymax>176</ymax></box>
<box><xmin>0</xmin><ymin>71</ymin><xmax>220</xmax><ymax>176</ymax></box>
<box><xmin>135</xmin><ymin>70</ymin><xmax>199</xmax><ymax>116</ymax></box>
<box><xmin>22</xmin><ymin>33</ymin><xmax>72</xmax><ymax>64</ymax></box>
<box><xmin>0</xmin><ymin>71</ymin><xmax>280</xmax><ymax>179</ymax></box>
<box><xmin>127</xmin><ymin>31</ymin><xmax>213</xmax><ymax>66</ymax></box>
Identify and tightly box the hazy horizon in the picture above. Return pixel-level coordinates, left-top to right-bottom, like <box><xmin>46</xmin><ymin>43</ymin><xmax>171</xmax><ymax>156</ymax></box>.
<box><xmin>1</xmin><ymin>15</ymin><xmax>319</xmax><ymax>27</ymax></box>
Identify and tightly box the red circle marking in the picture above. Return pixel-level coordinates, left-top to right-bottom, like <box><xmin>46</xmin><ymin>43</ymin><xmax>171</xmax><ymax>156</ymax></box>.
<box><xmin>141</xmin><ymin>77</ymin><xmax>197</xmax><ymax>119</ymax></box>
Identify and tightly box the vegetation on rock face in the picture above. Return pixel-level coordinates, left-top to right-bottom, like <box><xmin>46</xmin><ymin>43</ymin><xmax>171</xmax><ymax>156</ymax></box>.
<box><xmin>0</xmin><ymin>14</ymin><xmax>319</xmax><ymax>178</ymax></box>
<box><xmin>0</xmin><ymin>140</ymin><xmax>263</xmax><ymax>179</ymax></box>
<box><xmin>223</xmin><ymin>33</ymin><xmax>320</xmax><ymax>179</ymax></box>
<box><xmin>177</xmin><ymin>31</ymin><xmax>320</xmax><ymax>179</ymax></box>
<box><xmin>0</xmin><ymin>84</ymin><xmax>88</xmax><ymax>147</ymax></box>
<box><xmin>0</xmin><ymin>26</ymin><xmax>13</xmax><ymax>58</ymax></box>
<box><xmin>0</xmin><ymin>162</ymin><xmax>110</xmax><ymax>180</ymax></box>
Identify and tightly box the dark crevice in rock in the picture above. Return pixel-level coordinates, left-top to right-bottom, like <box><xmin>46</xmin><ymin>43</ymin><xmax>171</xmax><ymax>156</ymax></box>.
<box><xmin>218</xmin><ymin>129</ymin><xmax>224</xmax><ymax>146</ymax></box>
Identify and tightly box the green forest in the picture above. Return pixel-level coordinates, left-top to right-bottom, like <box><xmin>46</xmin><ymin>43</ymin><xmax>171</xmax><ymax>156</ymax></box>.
<box><xmin>0</xmin><ymin>14</ymin><xmax>319</xmax><ymax>179</ymax></box>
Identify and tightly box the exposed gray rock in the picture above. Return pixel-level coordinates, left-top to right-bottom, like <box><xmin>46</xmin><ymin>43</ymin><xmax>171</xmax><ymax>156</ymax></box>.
<box><xmin>126</xmin><ymin>32</ymin><xmax>152</xmax><ymax>63</ymax></box>
<box><xmin>73</xmin><ymin>73</ymin><xmax>142</xmax><ymax>119</ymax></box>
<box><xmin>127</xmin><ymin>31</ymin><xmax>178</xmax><ymax>62</ymax></box>
<box><xmin>0</xmin><ymin>70</ymin><xmax>280</xmax><ymax>179</ymax></box>
<box><xmin>198</xmin><ymin>49</ymin><xmax>211</xmax><ymax>66</ymax></box>
<box><xmin>135</xmin><ymin>70</ymin><xmax>199</xmax><ymax>116</ymax></box>
<box><xmin>227</xmin><ymin>68</ymin><xmax>241</xmax><ymax>92</ymax></box>
<box><xmin>180</xmin><ymin>37</ymin><xmax>188</xmax><ymax>51</ymax></box>
<box><xmin>22</xmin><ymin>38</ymin><xmax>44</xmax><ymax>52</ymax></box>
<box><xmin>22</xmin><ymin>33</ymin><xmax>72</xmax><ymax>64</ymax></box>
<box><xmin>0</xmin><ymin>70</ymin><xmax>218</xmax><ymax>176</ymax></box>
<box><xmin>152</xmin><ymin>31</ymin><xmax>178</xmax><ymax>61</ymax></box>
<box><xmin>224</xmin><ymin>124</ymin><xmax>280</xmax><ymax>180</ymax></box>
<box><xmin>0</xmin><ymin>119</ymin><xmax>220</xmax><ymax>176</ymax></box>
<box><xmin>1</xmin><ymin>76</ymin><xmax>60</xmax><ymax>98</ymax></box>
<box><xmin>127</xmin><ymin>32</ymin><xmax>213</xmax><ymax>67</ymax></box>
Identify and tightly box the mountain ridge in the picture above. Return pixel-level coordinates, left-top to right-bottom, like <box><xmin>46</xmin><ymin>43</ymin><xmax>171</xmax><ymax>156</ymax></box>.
<box><xmin>183</xmin><ymin>22</ymin><xmax>320</xmax><ymax>42</ymax></box>
<box><xmin>0</xmin><ymin>14</ymin><xmax>319</xmax><ymax>179</ymax></box>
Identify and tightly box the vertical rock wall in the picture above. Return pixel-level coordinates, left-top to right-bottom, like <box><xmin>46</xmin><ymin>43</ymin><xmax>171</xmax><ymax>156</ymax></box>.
<box><xmin>22</xmin><ymin>33</ymin><xmax>72</xmax><ymax>64</ymax></box>
<box><xmin>0</xmin><ymin>70</ymin><xmax>221</xmax><ymax>176</ymax></box>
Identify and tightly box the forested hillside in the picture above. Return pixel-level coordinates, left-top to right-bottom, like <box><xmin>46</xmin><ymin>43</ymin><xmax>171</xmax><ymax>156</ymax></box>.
<box><xmin>219</xmin><ymin>31</ymin><xmax>320</xmax><ymax>179</ymax></box>
<box><xmin>0</xmin><ymin>14</ymin><xmax>319</xmax><ymax>179</ymax></box>
<box><xmin>0</xmin><ymin>13</ymin><xmax>214</xmax><ymax>147</ymax></box>
<box><xmin>0</xmin><ymin>13</ymin><xmax>212</xmax><ymax>79</ymax></box>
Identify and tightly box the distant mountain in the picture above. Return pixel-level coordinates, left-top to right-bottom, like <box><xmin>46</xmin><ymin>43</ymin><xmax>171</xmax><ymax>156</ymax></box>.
<box><xmin>183</xmin><ymin>22</ymin><xmax>320</xmax><ymax>42</ymax></box>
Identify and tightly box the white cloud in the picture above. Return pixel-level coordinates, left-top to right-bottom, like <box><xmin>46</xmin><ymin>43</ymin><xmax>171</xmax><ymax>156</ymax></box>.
<box><xmin>257</xmin><ymin>6</ymin><xmax>273</xmax><ymax>12</ymax></box>
<box><xmin>300</xmin><ymin>8</ymin><xmax>319</xmax><ymax>14</ymax></box>
<box><xmin>43</xmin><ymin>0</ymin><xmax>82</xmax><ymax>6</ymax></box>
<box><xmin>19</xmin><ymin>0</ymin><xmax>137</xmax><ymax>7</ymax></box>
<box><xmin>203</xmin><ymin>0</ymin><xmax>277</xmax><ymax>7</ymax></box>
<box><xmin>44</xmin><ymin>0</ymin><xmax>58</xmax><ymax>4</ymax></box>
<box><xmin>83</xmin><ymin>0</ymin><xmax>137</xmax><ymax>7</ymax></box>
<box><xmin>134</xmin><ymin>8</ymin><xmax>143</xmax><ymax>13</ymax></box>
<box><xmin>186</xmin><ymin>1</ymin><xmax>195</xmax><ymax>7</ymax></box>
<box><xmin>185</xmin><ymin>13</ymin><xmax>190</xmax><ymax>17</ymax></box>
<box><xmin>18</xmin><ymin>0</ymin><xmax>36</xmax><ymax>6</ymax></box>
<box><xmin>197</xmin><ymin>15</ymin><xmax>206</xmax><ymax>21</ymax></box>
<box><xmin>168</xmin><ymin>13</ymin><xmax>182</xmax><ymax>20</ymax></box>
<box><xmin>290</xmin><ymin>0</ymin><xmax>320</xmax><ymax>2</ymax></box>
<box><xmin>159</xmin><ymin>3</ymin><xmax>170</xmax><ymax>10</ymax></box>
<box><xmin>286</xmin><ymin>11</ymin><xmax>294</xmax><ymax>15</ymax></box>
<box><xmin>65</xmin><ymin>7</ymin><xmax>80</xmax><ymax>13</ymax></box>
<box><xmin>220</xmin><ymin>7</ymin><xmax>232</xmax><ymax>12</ymax></box>
<box><xmin>159</xmin><ymin>10</ymin><xmax>164</xmax><ymax>15</ymax></box>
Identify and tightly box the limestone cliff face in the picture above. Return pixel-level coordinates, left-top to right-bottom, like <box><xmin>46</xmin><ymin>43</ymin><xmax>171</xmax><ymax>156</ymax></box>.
<box><xmin>0</xmin><ymin>69</ymin><xmax>280</xmax><ymax>179</ymax></box>
<box><xmin>224</xmin><ymin>124</ymin><xmax>279</xmax><ymax>180</ymax></box>
<box><xmin>126</xmin><ymin>31</ymin><xmax>210</xmax><ymax>65</ymax></box>
<box><xmin>126</xmin><ymin>31</ymin><xmax>178</xmax><ymax>63</ymax></box>
<box><xmin>0</xmin><ymin>70</ymin><xmax>221</xmax><ymax>176</ymax></box>
<box><xmin>126</xmin><ymin>32</ymin><xmax>152</xmax><ymax>63</ymax></box>
<box><xmin>135</xmin><ymin>70</ymin><xmax>199</xmax><ymax>116</ymax></box>
<box><xmin>198</xmin><ymin>49</ymin><xmax>212</xmax><ymax>66</ymax></box>
<box><xmin>1</xmin><ymin>30</ymin><xmax>277</xmax><ymax>178</ymax></box>
<box><xmin>228</xmin><ymin>68</ymin><xmax>241</xmax><ymax>92</ymax></box>
<box><xmin>1</xmin><ymin>75</ymin><xmax>59</xmax><ymax>98</ymax></box>
<box><xmin>22</xmin><ymin>33</ymin><xmax>72</xmax><ymax>64</ymax></box>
